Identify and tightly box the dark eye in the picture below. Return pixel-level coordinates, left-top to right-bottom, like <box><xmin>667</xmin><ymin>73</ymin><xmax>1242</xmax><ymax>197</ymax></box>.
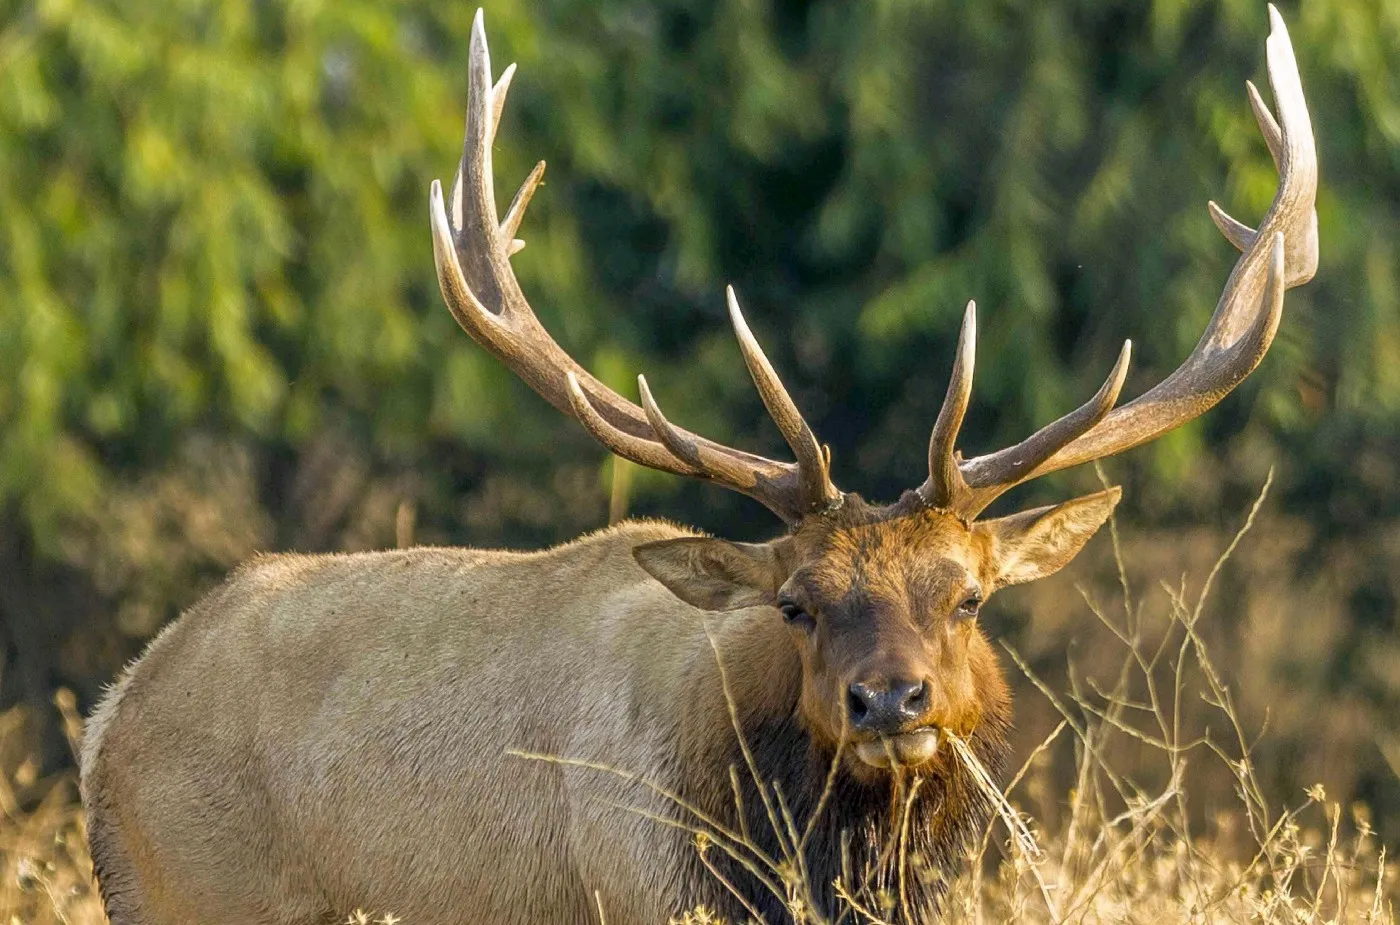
<box><xmin>955</xmin><ymin>594</ymin><xmax>983</xmax><ymax>619</ymax></box>
<box><xmin>779</xmin><ymin>600</ymin><xmax>814</xmax><ymax>629</ymax></box>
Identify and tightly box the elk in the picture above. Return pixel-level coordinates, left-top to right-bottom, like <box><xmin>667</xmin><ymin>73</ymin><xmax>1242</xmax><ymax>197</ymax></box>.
<box><xmin>80</xmin><ymin>8</ymin><xmax>1317</xmax><ymax>925</ymax></box>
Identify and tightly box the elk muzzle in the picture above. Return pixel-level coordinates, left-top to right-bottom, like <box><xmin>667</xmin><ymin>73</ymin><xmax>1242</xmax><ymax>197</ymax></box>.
<box><xmin>846</xmin><ymin>677</ymin><xmax>945</xmax><ymax>769</ymax></box>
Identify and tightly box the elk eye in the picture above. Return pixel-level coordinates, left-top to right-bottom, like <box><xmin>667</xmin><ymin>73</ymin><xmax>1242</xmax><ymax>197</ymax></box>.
<box><xmin>956</xmin><ymin>594</ymin><xmax>983</xmax><ymax>619</ymax></box>
<box><xmin>779</xmin><ymin>600</ymin><xmax>814</xmax><ymax>629</ymax></box>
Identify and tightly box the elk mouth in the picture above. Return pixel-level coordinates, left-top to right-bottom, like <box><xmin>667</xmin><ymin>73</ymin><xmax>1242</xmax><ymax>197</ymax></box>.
<box><xmin>853</xmin><ymin>727</ymin><xmax>942</xmax><ymax>769</ymax></box>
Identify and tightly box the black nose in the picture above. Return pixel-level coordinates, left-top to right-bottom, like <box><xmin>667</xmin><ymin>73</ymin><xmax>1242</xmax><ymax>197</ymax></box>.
<box><xmin>847</xmin><ymin>679</ymin><xmax>930</xmax><ymax>734</ymax></box>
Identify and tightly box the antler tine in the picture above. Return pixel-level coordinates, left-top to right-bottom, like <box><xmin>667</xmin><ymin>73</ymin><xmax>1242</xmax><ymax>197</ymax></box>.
<box><xmin>430</xmin><ymin>11</ymin><xmax>843</xmax><ymax>525</ymax></box>
<box><xmin>464</xmin><ymin>11</ymin><xmax>499</xmax><ymax>245</ymax></box>
<box><xmin>501</xmin><ymin>160</ymin><xmax>546</xmax><ymax>246</ymax></box>
<box><xmin>1246</xmin><ymin>79</ymin><xmax>1284</xmax><ymax>170</ymax></box>
<box><xmin>1208</xmin><ymin>200</ymin><xmax>1256</xmax><ymax>252</ymax></box>
<box><xmin>938</xmin><ymin>5</ymin><xmax>1316</xmax><ymax>512</ymax></box>
<box><xmin>917</xmin><ymin>313</ymin><xmax>1131</xmax><ymax>517</ymax></box>
<box><xmin>1262</xmin><ymin>2</ymin><xmax>1319</xmax><ymax>285</ymax></box>
<box><xmin>565</xmin><ymin>374</ymin><xmax>702</xmax><ymax>474</ymax></box>
<box><xmin>918</xmin><ymin>302</ymin><xmax>977</xmax><ymax>509</ymax></box>
<box><xmin>638</xmin><ymin>376</ymin><xmax>706</xmax><ymax>471</ymax></box>
<box><xmin>491</xmin><ymin>63</ymin><xmax>517</xmax><ymax>148</ymax></box>
<box><xmin>1208</xmin><ymin>9</ymin><xmax>1317</xmax><ymax>284</ymax></box>
<box><xmin>956</xmin><ymin>341</ymin><xmax>1131</xmax><ymax>517</ymax></box>
<box><xmin>1206</xmin><ymin>79</ymin><xmax>1284</xmax><ymax>257</ymax></box>
<box><xmin>726</xmin><ymin>288</ymin><xmax>840</xmax><ymax>511</ymax></box>
<box><xmin>449</xmin><ymin>40</ymin><xmax>516</xmax><ymax>238</ymax></box>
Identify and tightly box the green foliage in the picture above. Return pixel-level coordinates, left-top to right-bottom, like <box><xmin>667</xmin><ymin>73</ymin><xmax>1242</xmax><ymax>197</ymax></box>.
<box><xmin>0</xmin><ymin>0</ymin><xmax>1393</xmax><ymax>536</ymax></box>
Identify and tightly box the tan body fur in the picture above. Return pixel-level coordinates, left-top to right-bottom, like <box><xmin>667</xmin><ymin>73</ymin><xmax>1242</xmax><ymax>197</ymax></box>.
<box><xmin>82</xmin><ymin>522</ymin><xmax>729</xmax><ymax>924</ymax></box>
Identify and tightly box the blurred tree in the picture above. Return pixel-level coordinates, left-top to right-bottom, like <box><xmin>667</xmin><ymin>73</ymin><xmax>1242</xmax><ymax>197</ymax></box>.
<box><xmin>1</xmin><ymin>0</ymin><xmax>1399</xmax><ymax>822</ymax></box>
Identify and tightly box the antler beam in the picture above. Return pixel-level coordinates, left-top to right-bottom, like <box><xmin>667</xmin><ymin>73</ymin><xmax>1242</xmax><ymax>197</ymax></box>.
<box><xmin>919</xmin><ymin>4</ymin><xmax>1317</xmax><ymax>517</ymax></box>
<box><xmin>429</xmin><ymin>12</ymin><xmax>840</xmax><ymax>524</ymax></box>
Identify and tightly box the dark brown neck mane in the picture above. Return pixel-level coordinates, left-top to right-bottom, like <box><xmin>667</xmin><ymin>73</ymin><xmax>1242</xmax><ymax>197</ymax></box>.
<box><xmin>676</xmin><ymin>614</ymin><xmax>1011</xmax><ymax>924</ymax></box>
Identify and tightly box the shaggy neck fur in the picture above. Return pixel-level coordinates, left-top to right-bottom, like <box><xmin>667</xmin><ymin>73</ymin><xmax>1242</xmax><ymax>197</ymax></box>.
<box><xmin>675</xmin><ymin>611</ymin><xmax>1011</xmax><ymax>924</ymax></box>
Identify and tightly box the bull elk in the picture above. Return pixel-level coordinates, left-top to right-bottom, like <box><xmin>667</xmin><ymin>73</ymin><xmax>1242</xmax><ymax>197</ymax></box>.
<box><xmin>80</xmin><ymin>8</ymin><xmax>1317</xmax><ymax>924</ymax></box>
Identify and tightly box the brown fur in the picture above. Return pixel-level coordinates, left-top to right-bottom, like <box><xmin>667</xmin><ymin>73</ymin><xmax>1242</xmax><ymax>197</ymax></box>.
<box><xmin>80</xmin><ymin>491</ymin><xmax>1116</xmax><ymax>925</ymax></box>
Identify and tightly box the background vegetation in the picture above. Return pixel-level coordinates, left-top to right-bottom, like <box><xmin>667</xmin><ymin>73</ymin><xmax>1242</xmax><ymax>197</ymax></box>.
<box><xmin>3</xmin><ymin>0</ymin><xmax>1400</xmax><ymax>878</ymax></box>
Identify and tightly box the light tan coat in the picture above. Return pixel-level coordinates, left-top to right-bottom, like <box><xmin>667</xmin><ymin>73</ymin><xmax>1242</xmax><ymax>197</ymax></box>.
<box><xmin>81</xmin><ymin>522</ymin><xmax>819</xmax><ymax>925</ymax></box>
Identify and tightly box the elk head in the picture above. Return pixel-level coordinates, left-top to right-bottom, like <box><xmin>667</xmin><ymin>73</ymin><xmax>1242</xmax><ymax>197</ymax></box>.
<box><xmin>430</xmin><ymin>8</ymin><xmax>1317</xmax><ymax>774</ymax></box>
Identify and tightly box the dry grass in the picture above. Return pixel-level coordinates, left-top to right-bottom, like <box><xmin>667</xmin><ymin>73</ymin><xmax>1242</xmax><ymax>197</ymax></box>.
<box><xmin>1</xmin><ymin>477</ymin><xmax>1394</xmax><ymax>925</ymax></box>
<box><xmin>0</xmin><ymin>691</ymin><xmax>103</xmax><ymax>925</ymax></box>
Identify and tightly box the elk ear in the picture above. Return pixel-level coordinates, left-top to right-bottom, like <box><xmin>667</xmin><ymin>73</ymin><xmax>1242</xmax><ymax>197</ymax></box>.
<box><xmin>975</xmin><ymin>486</ymin><xmax>1122</xmax><ymax>589</ymax></box>
<box><xmin>633</xmin><ymin>537</ymin><xmax>782</xmax><ymax>612</ymax></box>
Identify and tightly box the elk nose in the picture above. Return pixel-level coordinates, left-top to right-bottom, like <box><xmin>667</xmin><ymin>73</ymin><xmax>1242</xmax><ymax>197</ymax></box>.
<box><xmin>846</xmin><ymin>679</ymin><xmax>930</xmax><ymax>735</ymax></box>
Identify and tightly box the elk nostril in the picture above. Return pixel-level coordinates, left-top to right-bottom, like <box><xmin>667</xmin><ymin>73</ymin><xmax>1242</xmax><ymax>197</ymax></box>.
<box><xmin>847</xmin><ymin>684</ymin><xmax>870</xmax><ymax>724</ymax></box>
<box><xmin>902</xmin><ymin>680</ymin><xmax>930</xmax><ymax>717</ymax></box>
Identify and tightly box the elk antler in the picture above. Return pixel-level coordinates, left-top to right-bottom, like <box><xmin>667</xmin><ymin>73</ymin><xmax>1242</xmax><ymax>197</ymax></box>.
<box><xmin>429</xmin><ymin>11</ymin><xmax>840</xmax><ymax>525</ymax></box>
<box><xmin>918</xmin><ymin>5</ymin><xmax>1318</xmax><ymax>517</ymax></box>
